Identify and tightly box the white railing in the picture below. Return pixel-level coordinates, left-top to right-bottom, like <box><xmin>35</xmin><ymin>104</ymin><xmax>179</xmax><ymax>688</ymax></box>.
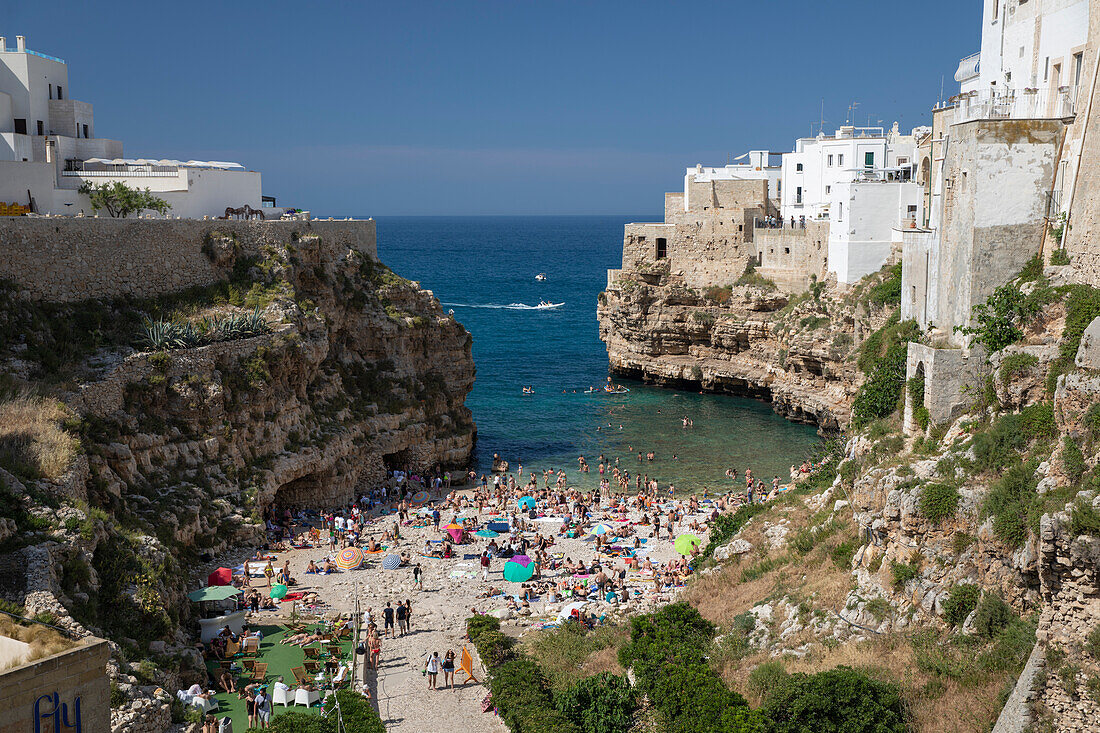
<box><xmin>953</xmin><ymin>87</ymin><xmax>1077</xmax><ymax>123</ymax></box>
<box><xmin>62</xmin><ymin>169</ymin><xmax>181</xmax><ymax>178</ymax></box>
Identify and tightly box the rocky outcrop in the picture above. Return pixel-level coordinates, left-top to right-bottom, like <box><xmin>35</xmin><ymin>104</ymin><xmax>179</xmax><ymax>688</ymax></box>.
<box><xmin>597</xmin><ymin>273</ymin><xmax>894</xmax><ymax>430</ymax></box>
<box><xmin>0</xmin><ymin>228</ymin><xmax>476</xmax><ymax>731</ymax></box>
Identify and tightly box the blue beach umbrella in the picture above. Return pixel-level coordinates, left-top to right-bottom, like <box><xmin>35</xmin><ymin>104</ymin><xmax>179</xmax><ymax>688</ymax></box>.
<box><xmin>518</xmin><ymin>496</ymin><xmax>536</xmax><ymax>511</ymax></box>
<box><xmin>475</xmin><ymin>529</ymin><xmax>499</xmax><ymax>538</ymax></box>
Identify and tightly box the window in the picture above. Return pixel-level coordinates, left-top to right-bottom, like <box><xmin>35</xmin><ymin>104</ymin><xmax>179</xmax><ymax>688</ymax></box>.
<box><xmin>637</xmin><ymin>236</ymin><xmax>646</xmax><ymax>243</ymax></box>
<box><xmin>897</xmin><ymin>157</ymin><xmax>908</xmax><ymax>166</ymax></box>
<box><xmin>992</xmin><ymin>0</ymin><xmax>998</xmax><ymax>20</ymax></box>
<box><xmin>655</xmin><ymin>238</ymin><xmax>667</xmax><ymax>259</ymax></box>
<box><xmin>864</xmin><ymin>151</ymin><xmax>874</xmax><ymax>169</ymax></box>
<box><xmin>13</xmin><ymin>119</ymin><xmax>26</xmax><ymax>135</ymax></box>
<box><xmin>48</xmin><ymin>83</ymin><xmax>53</xmax><ymax>100</ymax></box>
<box><xmin>795</xmin><ymin>186</ymin><xmax>802</xmax><ymax>204</ymax></box>
<box><xmin>838</xmin><ymin>154</ymin><xmax>844</xmax><ymax>166</ymax></box>
<box><xmin>827</xmin><ymin>154</ymin><xmax>833</xmax><ymax>167</ymax></box>
<box><xmin>825</xmin><ymin>185</ymin><xmax>831</xmax><ymax>194</ymax></box>
<box><xmin>82</xmin><ymin>124</ymin><xmax>88</xmax><ymax>138</ymax></box>
<box><xmin>57</xmin><ymin>86</ymin><xmax>63</xmax><ymax>100</ymax></box>
<box><xmin>907</xmin><ymin>205</ymin><xmax>918</xmax><ymax>216</ymax></box>
<box><xmin>838</xmin><ymin>202</ymin><xmax>843</xmax><ymax>221</ymax></box>
<box><xmin>1075</xmin><ymin>53</ymin><xmax>1084</xmax><ymax>86</ymax></box>
<box><xmin>36</xmin><ymin>120</ymin><xmax>44</xmax><ymax>135</ymax></box>
<box><xmin>784</xmin><ymin>247</ymin><xmax>790</xmax><ymax>254</ymax></box>
<box><xmin>1044</xmin><ymin>57</ymin><xmax>1050</xmax><ymax>82</ymax></box>
<box><xmin>796</xmin><ymin>163</ymin><xmax>803</xmax><ymax>172</ymax></box>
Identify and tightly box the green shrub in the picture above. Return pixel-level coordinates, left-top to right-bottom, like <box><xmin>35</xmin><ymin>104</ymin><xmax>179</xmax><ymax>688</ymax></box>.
<box><xmin>1068</xmin><ymin>500</ymin><xmax>1100</xmax><ymax>537</ymax></box>
<box><xmin>942</xmin><ymin>584</ymin><xmax>981</xmax><ymax>625</ymax></box>
<box><xmin>736</xmin><ymin>263</ymin><xmax>777</xmax><ymax>291</ymax></box>
<box><xmin>761</xmin><ymin>667</ymin><xmax>908</xmax><ymax>733</ymax></box>
<box><xmin>748</xmin><ymin>660</ymin><xmax>790</xmax><ymax>702</ymax></box>
<box><xmin>999</xmin><ymin>352</ymin><xmax>1039</xmax><ymax>382</ymax></box>
<box><xmin>1050</xmin><ymin>248</ymin><xmax>1071</xmax><ymax>266</ymax></box>
<box><xmin>1059</xmin><ymin>664</ymin><xmax>1081</xmax><ymax>698</ymax></box>
<box><xmin>554</xmin><ymin>672</ymin><xmax>637</xmax><ymax>733</ymax></box>
<box><xmin>830</xmin><ymin>540</ymin><xmax>857</xmax><ymax>569</ymax></box>
<box><xmin>1019</xmin><ymin>402</ymin><xmax>1056</xmax><ymax>440</ymax></box>
<box><xmin>865</xmin><ymin>597</ymin><xmax>892</xmax><ymax>622</ymax></box>
<box><xmin>489</xmin><ymin>657</ymin><xmax>578</xmax><ymax>733</ymax></box>
<box><xmin>952</xmin><ymin>531</ymin><xmax>976</xmax><ymax>554</ymax></box>
<box><xmin>919</xmin><ymin>482</ymin><xmax>960</xmax><ymax>524</ymax></box>
<box><xmin>867</xmin><ymin>262</ymin><xmax>903</xmax><ymax>306</ymax></box>
<box><xmin>852</xmin><ymin>332</ymin><xmax>917</xmax><ymax>428</ymax></box>
<box><xmin>983</xmin><ymin>462</ymin><xmax>1038</xmax><ymax>547</ymax></box>
<box><xmin>971</xmin><ymin>414</ymin><xmax>1029</xmax><ymax>472</ymax></box>
<box><xmin>1087</xmin><ymin>624</ymin><xmax>1100</xmax><ymax>659</ymax></box>
<box><xmin>692</xmin><ymin>311</ymin><xmax>716</xmax><ymax>325</ymax></box>
<box><xmin>1085</xmin><ymin>403</ymin><xmax>1100</xmax><ymax>442</ymax></box>
<box><xmin>1062</xmin><ymin>438</ymin><xmax>1087</xmax><ymax>485</ymax></box>
<box><xmin>955</xmin><ymin>282</ymin><xmax>1041</xmax><ymax>353</ymax></box>
<box><xmin>890</xmin><ymin>559</ymin><xmax>921</xmax><ymax>590</ymax></box>
<box><xmin>1046</xmin><ymin>285</ymin><xmax>1100</xmax><ymax>394</ymax></box>
<box><xmin>269</xmin><ymin>691</ymin><xmax>382</xmax><ymax>733</ymax></box>
<box><xmin>972</xmin><ymin>594</ymin><xmax>1014</xmax><ymax>639</ymax></box>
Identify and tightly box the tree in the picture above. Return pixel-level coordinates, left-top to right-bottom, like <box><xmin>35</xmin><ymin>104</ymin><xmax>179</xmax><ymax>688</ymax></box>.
<box><xmin>78</xmin><ymin>181</ymin><xmax>170</xmax><ymax>218</ymax></box>
<box><xmin>954</xmin><ymin>283</ymin><xmax>1040</xmax><ymax>354</ymax></box>
<box><xmin>762</xmin><ymin>667</ymin><xmax>909</xmax><ymax>733</ymax></box>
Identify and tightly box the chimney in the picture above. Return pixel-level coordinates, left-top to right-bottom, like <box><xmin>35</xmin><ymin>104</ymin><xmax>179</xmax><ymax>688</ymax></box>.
<box><xmin>0</xmin><ymin>38</ymin><xmax>6</xmax><ymax>53</ymax></box>
<box><xmin>16</xmin><ymin>35</ymin><xmax>26</xmax><ymax>52</ymax></box>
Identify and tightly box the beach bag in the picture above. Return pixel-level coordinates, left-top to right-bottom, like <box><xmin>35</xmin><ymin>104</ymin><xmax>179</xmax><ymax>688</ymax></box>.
<box><xmin>219</xmin><ymin>717</ymin><xmax>233</xmax><ymax>733</ymax></box>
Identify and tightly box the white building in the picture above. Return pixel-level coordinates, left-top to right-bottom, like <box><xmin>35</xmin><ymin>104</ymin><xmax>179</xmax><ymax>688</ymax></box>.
<box><xmin>683</xmin><ymin>151</ymin><xmax>782</xmax><ymax>210</ymax></box>
<box><xmin>827</xmin><ymin>177</ymin><xmax>922</xmax><ymax>283</ymax></box>
<box><xmin>0</xmin><ymin>35</ymin><xmax>281</xmax><ymax>218</ymax></box>
<box><xmin>779</xmin><ymin>124</ymin><xmax>919</xmax><ymax>221</ymax></box>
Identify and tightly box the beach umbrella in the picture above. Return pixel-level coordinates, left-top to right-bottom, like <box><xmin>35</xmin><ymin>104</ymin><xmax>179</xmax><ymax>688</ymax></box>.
<box><xmin>207</xmin><ymin>567</ymin><xmax>232</xmax><ymax>586</ymax></box>
<box><xmin>335</xmin><ymin>546</ymin><xmax>364</xmax><ymax>570</ymax></box>
<box><xmin>187</xmin><ymin>585</ymin><xmax>241</xmax><ymax>603</ymax></box>
<box><xmin>475</xmin><ymin>529</ymin><xmax>499</xmax><ymax>538</ymax></box>
<box><xmin>590</xmin><ymin>523</ymin><xmax>613</xmax><ymax>536</ymax></box>
<box><xmin>503</xmin><ymin>560</ymin><xmax>534</xmax><ymax>582</ymax></box>
<box><xmin>517</xmin><ymin>496</ymin><xmax>536</xmax><ymax>511</ymax></box>
<box><xmin>556</xmin><ymin>601</ymin><xmax>586</xmax><ymax>620</ymax></box>
<box><xmin>445</xmin><ymin>523</ymin><xmax>464</xmax><ymax>543</ymax></box>
<box><xmin>674</xmin><ymin>533</ymin><xmax>702</xmax><ymax>556</ymax></box>
<box><xmin>410</xmin><ymin>490</ymin><xmax>430</xmax><ymax>505</ymax></box>
<box><xmin>382</xmin><ymin>554</ymin><xmax>402</xmax><ymax>570</ymax></box>
<box><xmin>269</xmin><ymin>584</ymin><xmax>288</xmax><ymax>600</ymax></box>
<box><xmin>510</xmin><ymin>555</ymin><xmax>533</xmax><ymax>567</ymax></box>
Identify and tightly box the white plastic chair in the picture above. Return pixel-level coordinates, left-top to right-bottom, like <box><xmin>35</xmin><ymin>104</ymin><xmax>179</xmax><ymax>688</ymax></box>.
<box><xmin>273</xmin><ymin>685</ymin><xmax>291</xmax><ymax>707</ymax></box>
<box><xmin>294</xmin><ymin>688</ymin><xmax>320</xmax><ymax>707</ymax></box>
<box><xmin>192</xmin><ymin>696</ymin><xmax>219</xmax><ymax>714</ymax></box>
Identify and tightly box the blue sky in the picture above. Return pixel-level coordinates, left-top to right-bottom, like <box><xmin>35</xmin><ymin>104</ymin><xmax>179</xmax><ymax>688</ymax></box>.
<box><xmin>10</xmin><ymin>1</ymin><xmax>981</xmax><ymax>215</ymax></box>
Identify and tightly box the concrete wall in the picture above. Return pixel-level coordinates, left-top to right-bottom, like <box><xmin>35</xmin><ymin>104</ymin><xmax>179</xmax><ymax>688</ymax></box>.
<box><xmin>0</xmin><ymin>638</ymin><xmax>110</xmax><ymax>733</ymax></box>
<box><xmin>0</xmin><ymin>217</ymin><xmax>376</xmax><ymax>302</ymax></box>
<box><xmin>1065</xmin><ymin>0</ymin><xmax>1100</xmax><ymax>284</ymax></box>
<box><xmin>827</xmin><ymin>181</ymin><xmax>921</xmax><ymax>283</ymax></box>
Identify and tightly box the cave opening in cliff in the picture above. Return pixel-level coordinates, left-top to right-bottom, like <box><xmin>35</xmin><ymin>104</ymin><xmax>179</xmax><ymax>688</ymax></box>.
<box><xmin>273</xmin><ymin>473</ymin><xmax>325</xmax><ymax>511</ymax></box>
<box><xmin>383</xmin><ymin>449</ymin><xmax>412</xmax><ymax>473</ymax></box>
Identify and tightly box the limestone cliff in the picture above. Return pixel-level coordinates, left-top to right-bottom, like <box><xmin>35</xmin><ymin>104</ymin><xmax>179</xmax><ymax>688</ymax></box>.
<box><xmin>0</xmin><ymin>225</ymin><xmax>475</xmax><ymax>731</ymax></box>
<box><xmin>597</xmin><ymin>267</ymin><xmax>898</xmax><ymax>431</ymax></box>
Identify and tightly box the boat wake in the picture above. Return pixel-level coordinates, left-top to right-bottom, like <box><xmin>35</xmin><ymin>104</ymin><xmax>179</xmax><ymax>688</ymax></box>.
<box><xmin>442</xmin><ymin>302</ymin><xmax>564</xmax><ymax>310</ymax></box>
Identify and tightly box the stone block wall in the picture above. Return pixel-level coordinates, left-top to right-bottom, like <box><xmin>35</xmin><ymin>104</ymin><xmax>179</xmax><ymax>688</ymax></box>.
<box><xmin>753</xmin><ymin>220</ymin><xmax>830</xmax><ymax>292</ymax></box>
<box><xmin>905</xmin><ymin>343</ymin><xmax>989</xmax><ymax>428</ymax></box>
<box><xmin>0</xmin><ymin>217</ymin><xmax>376</xmax><ymax>302</ymax></box>
<box><xmin>0</xmin><ymin>638</ymin><xmax>110</xmax><ymax>733</ymax></box>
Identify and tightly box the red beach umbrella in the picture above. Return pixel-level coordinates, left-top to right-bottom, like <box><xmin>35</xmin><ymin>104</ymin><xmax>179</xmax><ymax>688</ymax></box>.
<box><xmin>208</xmin><ymin>567</ymin><xmax>232</xmax><ymax>586</ymax></box>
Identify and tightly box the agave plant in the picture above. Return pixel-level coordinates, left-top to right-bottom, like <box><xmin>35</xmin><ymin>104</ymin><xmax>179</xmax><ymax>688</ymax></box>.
<box><xmin>140</xmin><ymin>319</ymin><xmax>185</xmax><ymax>350</ymax></box>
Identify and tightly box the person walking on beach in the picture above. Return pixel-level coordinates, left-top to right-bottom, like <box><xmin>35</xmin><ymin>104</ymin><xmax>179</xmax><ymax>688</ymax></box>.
<box><xmin>395</xmin><ymin>600</ymin><xmax>408</xmax><ymax>636</ymax></box>
<box><xmin>425</xmin><ymin>651</ymin><xmax>441</xmax><ymax>689</ymax></box>
<box><xmin>413</xmin><ymin>563</ymin><xmax>423</xmax><ymax>590</ymax></box>
<box><xmin>404</xmin><ymin>599</ymin><xmax>413</xmax><ymax>631</ymax></box>
<box><xmin>481</xmin><ymin>551</ymin><xmax>491</xmax><ymax>581</ymax></box>
<box><xmin>254</xmin><ymin>688</ymin><xmax>271</xmax><ymax>729</ymax></box>
<box><xmin>442</xmin><ymin>649</ymin><xmax>456</xmax><ymax>689</ymax></box>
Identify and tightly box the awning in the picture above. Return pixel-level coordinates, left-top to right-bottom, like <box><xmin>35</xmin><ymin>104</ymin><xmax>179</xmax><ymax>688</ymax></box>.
<box><xmin>188</xmin><ymin>585</ymin><xmax>242</xmax><ymax>602</ymax></box>
<box><xmin>955</xmin><ymin>53</ymin><xmax>980</xmax><ymax>83</ymax></box>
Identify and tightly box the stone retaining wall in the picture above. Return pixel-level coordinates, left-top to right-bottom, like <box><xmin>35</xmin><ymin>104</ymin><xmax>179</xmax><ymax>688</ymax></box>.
<box><xmin>0</xmin><ymin>638</ymin><xmax>110</xmax><ymax>733</ymax></box>
<box><xmin>0</xmin><ymin>217</ymin><xmax>376</xmax><ymax>302</ymax></box>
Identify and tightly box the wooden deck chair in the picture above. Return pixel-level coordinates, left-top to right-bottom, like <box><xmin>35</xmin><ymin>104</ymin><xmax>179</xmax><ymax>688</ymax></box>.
<box><xmin>242</xmin><ymin>659</ymin><xmax>256</xmax><ymax>673</ymax></box>
<box><xmin>242</xmin><ymin>636</ymin><xmax>260</xmax><ymax>655</ymax></box>
<box><xmin>303</xmin><ymin>660</ymin><xmax>320</xmax><ymax>674</ymax></box>
<box><xmin>290</xmin><ymin>666</ymin><xmax>310</xmax><ymax>686</ymax></box>
<box><xmin>251</xmin><ymin>662</ymin><xmax>268</xmax><ymax>682</ymax></box>
<box><xmin>303</xmin><ymin>646</ymin><xmax>320</xmax><ymax>659</ymax></box>
<box><xmin>224</xmin><ymin>639</ymin><xmax>240</xmax><ymax>657</ymax></box>
<box><xmin>459</xmin><ymin>646</ymin><xmax>478</xmax><ymax>684</ymax></box>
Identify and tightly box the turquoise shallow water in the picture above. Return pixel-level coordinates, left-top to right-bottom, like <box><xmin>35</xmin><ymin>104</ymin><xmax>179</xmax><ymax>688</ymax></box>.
<box><xmin>375</xmin><ymin>216</ymin><xmax>820</xmax><ymax>492</ymax></box>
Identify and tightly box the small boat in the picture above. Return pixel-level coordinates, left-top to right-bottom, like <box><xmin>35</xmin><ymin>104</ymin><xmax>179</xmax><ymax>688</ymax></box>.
<box><xmin>535</xmin><ymin>273</ymin><xmax>547</xmax><ymax>281</ymax></box>
<box><xmin>535</xmin><ymin>301</ymin><xmax>564</xmax><ymax>309</ymax></box>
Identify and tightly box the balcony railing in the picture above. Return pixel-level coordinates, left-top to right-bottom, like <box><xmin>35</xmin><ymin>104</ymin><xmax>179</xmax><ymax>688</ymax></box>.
<box><xmin>62</xmin><ymin>169</ymin><xmax>181</xmax><ymax>178</ymax></box>
<box><xmin>953</xmin><ymin>86</ymin><xmax>1077</xmax><ymax>123</ymax></box>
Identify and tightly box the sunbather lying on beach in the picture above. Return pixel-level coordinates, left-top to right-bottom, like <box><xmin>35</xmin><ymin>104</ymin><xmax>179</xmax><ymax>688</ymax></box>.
<box><xmin>281</xmin><ymin>632</ymin><xmax>324</xmax><ymax>647</ymax></box>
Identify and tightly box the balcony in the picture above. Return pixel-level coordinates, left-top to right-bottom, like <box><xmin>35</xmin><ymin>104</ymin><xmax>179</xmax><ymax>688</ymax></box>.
<box><xmin>953</xmin><ymin>86</ymin><xmax>1077</xmax><ymax>124</ymax></box>
<box><xmin>954</xmin><ymin>53</ymin><xmax>980</xmax><ymax>83</ymax></box>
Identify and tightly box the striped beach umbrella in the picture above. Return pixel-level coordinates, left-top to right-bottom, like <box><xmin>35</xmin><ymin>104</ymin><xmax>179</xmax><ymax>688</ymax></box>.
<box><xmin>382</xmin><ymin>554</ymin><xmax>402</xmax><ymax>570</ymax></box>
<box><xmin>335</xmin><ymin>546</ymin><xmax>364</xmax><ymax>570</ymax></box>
<box><xmin>410</xmin><ymin>490</ymin><xmax>430</xmax><ymax>505</ymax></box>
<box><xmin>591</xmin><ymin>523</ymin><xmax>613</xmax><ymax>536</ymax></box>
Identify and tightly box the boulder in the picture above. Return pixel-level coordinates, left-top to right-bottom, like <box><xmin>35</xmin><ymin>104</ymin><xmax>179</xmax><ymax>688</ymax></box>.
<box><xmin>1076</xmin><ymin>316</ymin><xmax>1100</xmax><ymax>369</ymax></box>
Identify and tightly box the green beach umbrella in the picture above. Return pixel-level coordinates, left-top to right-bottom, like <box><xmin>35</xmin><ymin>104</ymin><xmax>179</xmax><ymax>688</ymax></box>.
<box><xmin>503</xmin><ymin>559</ymin><xmax>534</xmax><ymax>582</ymax></box>
<box><xmin>188</xmin><ymin>586</ymin><xmax>242</xmax><ymax>603</ymax></box>
<box><xmin>269</xmin><ymin>584</ymin><xmax>288</xmax><ymax>600</ymax></box>
<box><xmin>475</xmin><ymin>529</ymin><xmax>499</xmax><ymax>538</ymax></box>
<box><xmin>674</xmin><ymin>533</ymin><xmax>701</xmax><ymax>556</ymax></box>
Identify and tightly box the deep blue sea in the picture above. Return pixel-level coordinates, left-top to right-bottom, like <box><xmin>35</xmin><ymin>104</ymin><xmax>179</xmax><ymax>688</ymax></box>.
<box><xmin>376</xmin><ymin>216</ymin><xmax>820</xmax><ymax>492</ymax></box>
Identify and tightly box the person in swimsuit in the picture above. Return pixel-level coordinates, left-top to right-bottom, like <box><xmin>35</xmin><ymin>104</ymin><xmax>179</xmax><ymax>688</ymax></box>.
<box><xmin>425</xmin><ymin>651</ymin><xmax>441</xmax><ymax>689</ymax></box>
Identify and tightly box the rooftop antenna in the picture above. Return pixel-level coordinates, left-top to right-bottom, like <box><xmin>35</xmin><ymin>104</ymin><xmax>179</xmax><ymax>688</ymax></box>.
<box><xmin>819</xmin><ymin>98</ymin><xmax>825</xmax><ymax>135</ymax></box>
<box><xmin>939</xmin><ymin>75</ymin><xmax>945</xmax><ymax>107</ymax></box>
<box><xmin>846</xmin><ymin>101</ymin><xmax>859</xmax><ymax>124</ymax></box>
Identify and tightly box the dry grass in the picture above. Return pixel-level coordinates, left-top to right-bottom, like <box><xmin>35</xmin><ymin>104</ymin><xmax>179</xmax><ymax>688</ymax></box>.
<box><xmin>0</xmin><ymin>395</ymin><xmax>79</xmax><ymax>480</ymax></box>
<box><xmin>0</xmin><ymin>616</ymin><xmax>77</xmax><ymax>670</ymax></box>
